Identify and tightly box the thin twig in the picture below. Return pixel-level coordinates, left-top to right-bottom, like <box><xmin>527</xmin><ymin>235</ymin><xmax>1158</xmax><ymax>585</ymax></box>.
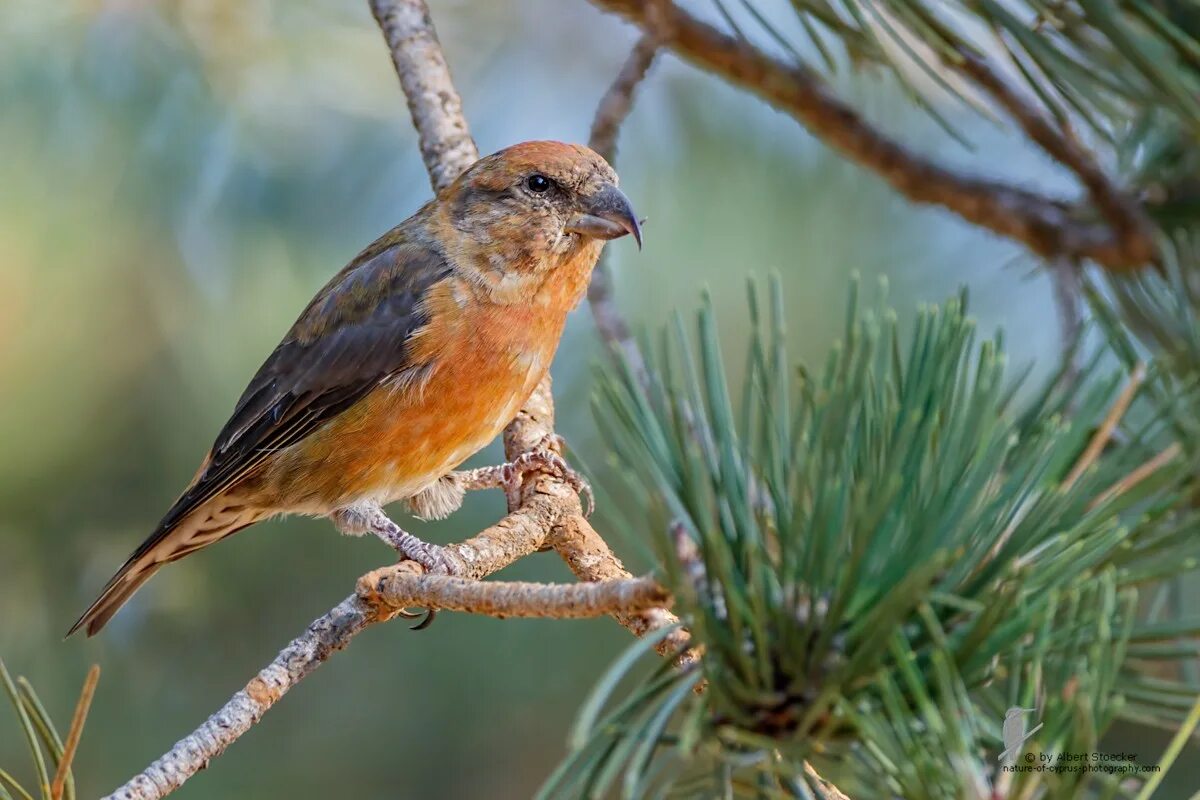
<box><xmin>50</xmin><ymin>665</ymin><xmax>99</xmax><ymax>800</ymax></box>
<box><xmin>359</xmin><ymin>564</ymin><xmax>671</xmax><ymax>618</ymax></box>
<box><xmin>589</xmin><ymin>0</ymin><xmax>1157</xmax><ymax>271</ymax></box>
<box><xmin>103</xmin><ymin>594</ymin><xmax>379</xmax><ymax>800</ymax></box>
<box><xmin>804</xmin><ymin>761</ymin><xmax>852</xmax><ymax>800</ymax></box>
<box><xmin>1049</xmin><ymin>256</ymin><xmax>1084</xmax><ymax>390</ymax></box>
<box><xmin>589</xmin><ymin>35</ymin><xmax>659</xmax><ymax>164</ymax></box>
<box><xmin>1062</xmin><ymin>362</ymin><xmax>1146</xmax><ymax>490</ymax></box>
<box><xmin>551</xmin><ymin>514</ymin><xmax>698</xmax><ymax>666</ymax></box>
<box><xmin>101</xmin><ymin>492</ymin><xmax>572</xmax><ymax>800</ymax></box>
<box><xmin>586</xmin><ymin>36</ymin><xmax>657</xmax><ymax>362</ymax></box>
<box><xmin>587</xmin><ymin>35</ymin><xmax>660</xmax><ymax>387</ymax></box>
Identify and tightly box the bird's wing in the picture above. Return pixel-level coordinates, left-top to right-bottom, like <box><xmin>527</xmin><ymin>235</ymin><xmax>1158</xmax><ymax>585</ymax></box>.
<box><xmin>69</xmin><ymin>228</ymin><xmax>455</xmax><ymax>637</ymax></box>
<box><xmin>155</xmin><ymin>231</ymin><xmax>452</xmax><ymax>547</ymax></box>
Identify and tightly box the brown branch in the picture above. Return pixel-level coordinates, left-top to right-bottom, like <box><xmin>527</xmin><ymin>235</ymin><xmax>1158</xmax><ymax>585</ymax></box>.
<box><xmin>589</xmin><ymin>35</ymin><xmax>659</xmax><ymax>164</ymax></box>
<box><xmin>551</xmin><ymin>514</ymin><xmax>698</xmax><ymax>666</ymax></box>
<box><xmin>359</xmin><ymin>563</ymin><xmax>671</xmax><ymax>618</ymax></box>
<box><xmin>954</xmin><ymin>50</ymin><xmax>1156</xmax><ymax>265</ymax></box>
<box><xmin>588</xmin><ymin>0</ymin><xmax>1157</xmax><ymax>271</ymax></box>
<box><xmin>103</xmin><ymin>593</ymin><xmax>380</xmax><ymax>800</ymax></box>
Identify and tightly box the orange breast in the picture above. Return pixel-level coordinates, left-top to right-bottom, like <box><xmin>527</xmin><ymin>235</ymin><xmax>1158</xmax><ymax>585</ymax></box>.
<box><xmin>261</xmin><ymin>277</ymin><xmax>570</xmax><ymax>512</ymax></box>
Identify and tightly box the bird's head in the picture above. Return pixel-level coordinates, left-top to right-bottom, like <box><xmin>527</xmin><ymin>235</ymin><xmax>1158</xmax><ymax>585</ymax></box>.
<box><xmin>437</xmin><ymin>141</ymin><xmax>640</xmax><ymax>296</ymax></box>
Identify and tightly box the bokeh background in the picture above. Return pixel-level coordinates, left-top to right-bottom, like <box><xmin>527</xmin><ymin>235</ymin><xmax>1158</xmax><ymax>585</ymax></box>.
<box><xmin>4</xmin><ymin>0</ymin><xmax>1186</xmax><ymax>797</ymax></box>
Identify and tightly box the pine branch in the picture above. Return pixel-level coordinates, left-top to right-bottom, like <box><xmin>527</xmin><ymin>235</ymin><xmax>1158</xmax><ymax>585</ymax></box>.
<box><xmin>954</xmin><ymin>49</ymin><xmax>1155</xmax><ymax>264</ymax></box>
<box><xmin>589</xmin><ymin>0</ymin><xmax>1158</xmax><ymax>271</ymax></box>
<box><xmin>569</xmin><ymin>279</ymin><xmax>1200</xmax><ymax>798</ymax></box>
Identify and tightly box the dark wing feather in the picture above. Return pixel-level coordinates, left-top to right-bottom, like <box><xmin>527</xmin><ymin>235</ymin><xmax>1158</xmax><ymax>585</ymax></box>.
<box><xmin>175</xmin><ymin>236</ymin><xmax>450</xmax><ymax>527</ymax></box>
<box><xmin>69</xmin><ymin>226</ymin><xmax>454</xmax><ymax>637</ymax></box>
<box><xmin>149</xmin><ymin>233</ymin><xmax>451</xmax><ymax>556</ymax></box>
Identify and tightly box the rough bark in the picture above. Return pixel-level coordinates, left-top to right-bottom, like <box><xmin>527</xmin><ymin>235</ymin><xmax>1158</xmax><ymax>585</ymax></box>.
<box><xmin>359</xmin><ymin>564</ymin><xmax>671</xmax><ymax>618</ymax></box>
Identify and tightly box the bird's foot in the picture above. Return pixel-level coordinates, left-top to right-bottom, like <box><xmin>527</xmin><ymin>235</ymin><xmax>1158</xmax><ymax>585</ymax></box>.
<box><xmin>331</xmin><ymin>502</ymin><xmax>464</xmax><ymax>576</ymax></box>
<box><xmin>455</xmin><ymin>439</ymin><xmax>593</xmax><ymax>515</ymax></box>
<box><xmin>382</xmin><ymin>528</ymin><xmax>464</xmax><ymax>576</ymax></box>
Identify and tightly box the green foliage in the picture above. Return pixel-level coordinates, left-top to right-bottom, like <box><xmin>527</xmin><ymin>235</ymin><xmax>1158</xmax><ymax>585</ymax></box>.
<box><xmin>0</xmin><ymin>661</ymin><xmax>77</xmax><ymax>800</ymax></box>
<box><xmin>549</xmin><ymin>279</ymin><xmax>1200</xmax><ymax>798</ymax></box>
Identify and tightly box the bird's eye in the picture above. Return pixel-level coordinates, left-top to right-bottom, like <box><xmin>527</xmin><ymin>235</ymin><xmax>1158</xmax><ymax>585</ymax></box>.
<box><xmin>526</xmin><ymin>174</ymin><xmax>552</xmax><ymax>194</ymax></box>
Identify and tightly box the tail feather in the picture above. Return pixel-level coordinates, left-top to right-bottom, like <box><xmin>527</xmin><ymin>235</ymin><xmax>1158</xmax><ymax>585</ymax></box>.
<box><xmin>68</xmin><ymin>562</ymin><xmax>162</xmax><ymax>637</ymax></box>
<box><xmin>69</xmin><ymin>504</ymin><xmax>260</xmax><ymax>637</ymax></box>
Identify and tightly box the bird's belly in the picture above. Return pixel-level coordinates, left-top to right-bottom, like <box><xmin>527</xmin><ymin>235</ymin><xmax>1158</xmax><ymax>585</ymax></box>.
<box><xmin>264</xmin><ymin>316</ymin><xmax>560</xmax><ymax>513</ymax></box>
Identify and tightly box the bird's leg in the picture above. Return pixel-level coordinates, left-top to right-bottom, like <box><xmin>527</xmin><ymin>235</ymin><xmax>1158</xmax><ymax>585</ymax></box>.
<box><xmin>330</xmin><ymin>501</ymin><xmax>464</xmax><ymax>576</ymax></box>
<box><xmin>453</xmin><ymin>435</ymin><xmax>594</xmax><ymax>515</ymax></box>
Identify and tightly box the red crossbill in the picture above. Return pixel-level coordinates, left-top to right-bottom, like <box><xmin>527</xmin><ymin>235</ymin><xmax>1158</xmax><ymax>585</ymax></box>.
<box><xmin>70</xmin><ymin>141</ymin><xmax>640</xmax><ymax>636</ymax></box>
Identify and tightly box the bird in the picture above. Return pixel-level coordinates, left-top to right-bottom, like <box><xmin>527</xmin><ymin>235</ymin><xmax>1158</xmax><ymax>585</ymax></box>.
<box><xmin>69</xmin><ymin>140</ymin><xmax>641</xmax><ymax>637</ymax></box>
<box><xmin>998</xmin><ymin>706</ymin><xmax>1041</xmax><ymax>763</ymax></box>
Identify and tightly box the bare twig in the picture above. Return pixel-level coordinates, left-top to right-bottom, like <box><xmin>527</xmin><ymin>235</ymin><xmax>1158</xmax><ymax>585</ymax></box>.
<box><xmin>588</xmin><ymin>0</ymin><xmax>1157</xmax><ymax>271</ymax></box>
<box><xmin>359</xmin><ymin>563</ymin><xmax>671</xmax><ymax>618</ymax></box>
<box><xmin>1063</xmin><ymin>362</ymin><xmax>1146</xmax><ymax>490</ymax></box>
<box><xmin>1049</xmin><ymin>256</ymin><xmax>1084</xmax><ymax>387</ymax></box>
<box><xmin>50</xmin><ymin>665</ymin><xmax>99</xmax><ymax>800</ymax></box>
<box><xmin>804</xmin><ymin>761</ymin><xmax>853</xmax><ymax>800</ymax></box>
<box><xmin>589</xmin><ymin>35</ymin><xmax>659</xmax><ymax>164</ymax></box>
<box><xmin>551</xmin><ymin>514</ymin><xmax>697</xmax><ymax>666</ymax></box>
<box><xmin>102</xmin><ymin>499</ymin><xmax>577</xmax><ymax>799</ymax></box>
<box><xmin>104</xmin><ymin>594</ymin><xmax>379</xmax><ymax>800</ymax></box>
<box><xmin>586</xmin><ymin>35</ymin><xmax>660</xmax><ymax>390</ymax></box>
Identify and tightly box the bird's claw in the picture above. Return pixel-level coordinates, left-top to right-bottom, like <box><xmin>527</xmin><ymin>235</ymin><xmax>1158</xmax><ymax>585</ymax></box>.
<box><xmin>392</xmin><ymin>607</ymin><xmax>437</xmax><ymax>630</ymax></box>
<box><xmin>368</xmin><ymin>516</ymin><xmax>463</xmax><ymax>576</ymax></box>
<box><xmin>503</xmin><ymin>447</ymin><xmax>594</xmax><ymax>516</ymax></box>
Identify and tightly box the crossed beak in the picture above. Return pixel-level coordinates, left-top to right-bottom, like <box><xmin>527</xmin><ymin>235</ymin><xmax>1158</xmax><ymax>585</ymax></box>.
<box><xmin>565</xmin><ymin>183</ymin><xmax>642</xmax><ymax>250</ymax></box>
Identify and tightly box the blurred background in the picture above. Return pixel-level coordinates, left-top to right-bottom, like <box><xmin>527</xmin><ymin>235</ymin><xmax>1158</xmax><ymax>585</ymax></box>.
<box><xmin>2</xmin><ymin>0</ymin><xmax>1167</xmax><ymax>797</ymax></box>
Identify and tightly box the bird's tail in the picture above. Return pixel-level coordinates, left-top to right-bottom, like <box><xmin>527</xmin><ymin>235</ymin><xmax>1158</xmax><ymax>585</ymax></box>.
<box><xmin>67</xmin><ymin>560</ymin><xmax>163</xmax><ymax>638</ymax></box>
<box><xmin>68</xmin><ymin>501</ymin><xmax>260</xmax><ymax>637</ymax></box>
